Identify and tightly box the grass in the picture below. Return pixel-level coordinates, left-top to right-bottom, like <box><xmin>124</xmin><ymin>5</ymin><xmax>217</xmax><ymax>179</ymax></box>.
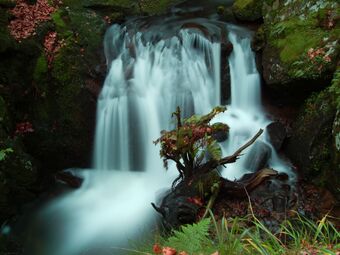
<box><xmin>123</xmin><ymin>212</ymin><xmax>340</xmax><ymax>255</ymax></box>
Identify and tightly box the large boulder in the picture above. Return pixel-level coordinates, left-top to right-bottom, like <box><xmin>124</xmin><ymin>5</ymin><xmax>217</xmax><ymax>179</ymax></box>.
<box><xmin>261</xmin><ymin>0</ymin><xmax>339</xmax><ymax>97</ymax></box>
<box><xmin>0</xmin><ymin>96</ymin><xmax>39</xmax><ymax>223</ymax></box>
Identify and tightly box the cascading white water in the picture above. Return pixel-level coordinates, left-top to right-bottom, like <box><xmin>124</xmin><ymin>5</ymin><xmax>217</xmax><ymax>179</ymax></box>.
<box><xmin>30</xmin><ymin>24</ymin><xmax>224</xmax><ymax>255</ymax></box>
<box><xmin>27</xmin><ymin>23</ymin><xmax>292</xmax><ymax>255</ymax></box>
<box><xmin>213</xmin><ymin>25</ymin><xmax>292</xmax><ymax>180</ymax></box>
<box><xmin>94</xmin><ymin>24</ymin><xmax>221</xmax><ymax>172</ymax></box>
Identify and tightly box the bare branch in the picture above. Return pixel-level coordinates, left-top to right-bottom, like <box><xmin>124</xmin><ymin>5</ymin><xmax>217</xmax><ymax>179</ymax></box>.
<box><xmin>219</xmin><ymin>129</ymin><xmax>264</xmax><ymax>165</ymax></box>
<box><xmin>197</xmin><ymin>129</ymin><xmax>263</xmax><ymax>173</ymax></box>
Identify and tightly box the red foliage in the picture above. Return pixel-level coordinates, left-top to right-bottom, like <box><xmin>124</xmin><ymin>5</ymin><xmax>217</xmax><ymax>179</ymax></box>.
<box><xmin>15</xmin><ymin>121</ymin><xmax>34</xmax><ymax>135</ymax></box>
<box><xmin>307</xmin><ymin>47</ymin><xmax>332</xmax><ymax>63</ymax></box>
<box><xmin>162</xmin><ymin>247</ymin><xmax>177</xmax><ymax>255</ymax></box>
<box><xmin>44</xmin><ymin>31</ymin><xmax>64</xmax><ymax>67</ymax></box>
<box><xmin>153</xmin><ymin>244</ymin><xmax>162</xmax><ymax>254</ymax></box>
<box><xmin>8</xmin><ymin>0</ymin><xmax>56</xmax><ymax>41</ymax></box>
<box><xmin>187</xmin><ymin>196</ymin><xmax>204</xmax><ymax>207</ymax></box>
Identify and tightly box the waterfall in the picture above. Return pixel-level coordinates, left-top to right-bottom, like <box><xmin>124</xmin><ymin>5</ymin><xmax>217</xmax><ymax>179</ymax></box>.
<box><xmin>94</xmin><ymin>24</ymin><xmax>221</xmax><ymax>172</ymax></box>
<box><xmin>27</xmin><ymin>23</ymin><xmax>293</xmax><ymax>255</ymax></box>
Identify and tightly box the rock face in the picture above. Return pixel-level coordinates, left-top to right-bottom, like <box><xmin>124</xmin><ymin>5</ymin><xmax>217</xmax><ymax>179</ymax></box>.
<box><xmin>0</xmin><ymin>0</ymin><xmax>110</xmax><ymax>224</ymax></box>
<box><xmin>285</xmin><ymin>72</ymin><xmax>340</xmax><ymax>198</ymax></box>
<box><xmin>261</xmin><ymin>0</ymin><xmax>339</xmax><ymax>96</ymax></box>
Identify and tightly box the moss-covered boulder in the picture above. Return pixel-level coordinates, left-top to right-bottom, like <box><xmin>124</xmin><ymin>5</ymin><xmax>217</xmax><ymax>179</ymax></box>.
<box><xmin>0</xmin><ymin>0</ymin><xmax>109</xmax><ymax>223</ymax></box>
<box><xmin>261</xmin><ymin>0</ymin><xmax>339</xmax><ymax>95</ymax></box>
<box><xmin>285</xmin><ymin>70</ymin><xmax>340</xmax><ymax>198</ymax></box>
<box><xmin>232</xmin><ymin>0</ymin><xmax>263</xmax><ymax>21</ymax></box>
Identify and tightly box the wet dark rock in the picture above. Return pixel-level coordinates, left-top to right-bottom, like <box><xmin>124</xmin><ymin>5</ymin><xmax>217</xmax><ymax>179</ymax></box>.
<box><xmin>266</xmin><ymin>121</ymin><xmax>286</xmax><ymax>150</ymax></box>
<box><xmin>55</xmin><ymin>170</ymin><xmax>83</xmax><ymax>188</ymax></box>
<box><xmin>244</xmin><ymin>141</ymin><xmax>271</xmax><ymax>172</ymax></box>
<box><xmin>217</xmin><ymin>6</ymin><xmax>236</xmax><ymax>23</ymax></box>
<box><xmin>221</xmin><ymin>39</ymin><xmax>233</xmax><ymax>104</ymax></box>
<box><xmin>152</xmin><ymin>183</ymin><xmax>202</xmax><ymax>231</ymax></box>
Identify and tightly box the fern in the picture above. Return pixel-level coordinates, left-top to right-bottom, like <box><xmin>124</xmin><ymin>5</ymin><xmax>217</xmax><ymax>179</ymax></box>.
<box><xmin>165</xmin><ymin>218</ymin><xmax>212</xmax><ymax>254</ymax></box>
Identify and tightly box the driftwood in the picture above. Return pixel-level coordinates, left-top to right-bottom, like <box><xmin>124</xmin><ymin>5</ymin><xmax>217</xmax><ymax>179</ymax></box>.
<box><xmin>220</xmin><ymin>168</ymin><xmax>278</xmax><ymax>197</ymax></box>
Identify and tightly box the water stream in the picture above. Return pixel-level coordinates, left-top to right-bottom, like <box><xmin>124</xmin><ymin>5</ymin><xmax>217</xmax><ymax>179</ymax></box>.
<box><xmin>23</xmin><ymin>22</ymin><xmax>292</xmax><ymax>255</ymax></box>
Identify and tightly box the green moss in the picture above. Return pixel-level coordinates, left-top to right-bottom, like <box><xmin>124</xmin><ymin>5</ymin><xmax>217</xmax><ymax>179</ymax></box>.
<box><xmin>329</xmin><ymin>68</ymin><xmax>340</xmax><ymax>109</ymax></box>
<box><xmin>233</xmin><ymin>0</ymin><xmax>253</xmax><ymax>9</ymax></box>
<box><xmin>83</xmin><ymin>0</ymin><xmax>136</xmax><ymax>7</ymax></box>
<box><xmin>140</xmin><ymin>0</ymin><xmax>183</xmax><ymax>15</ymax></box>
<box><xmin>264</xmin><ymin>0</ymin><xmax>339</xmax><ymax>82</ymax></box>
<box><xmin>277</xmin><ymin>30</ymin><xmax>322</xmax><ymax>63</ymax></box>
<box><xmin>51</xmin><ymin>9</ymin><xmax>69</xmax><ymax>36</ymax></box>
<box><xmin>232</xmin><ymin>0</ymin><xmax>263</xmax><ymax>21</ymax></box>
<box><xmin>33</xmin><ymin>54</ymin><xmax>48</xmax><ymax>82</ymax></box>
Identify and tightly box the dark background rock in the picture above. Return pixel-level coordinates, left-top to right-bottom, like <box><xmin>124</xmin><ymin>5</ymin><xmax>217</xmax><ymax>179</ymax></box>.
<box><xmin>221</xmin><ymin>39</ymin><xmax>233</xmax><ymax>104</ymax></box>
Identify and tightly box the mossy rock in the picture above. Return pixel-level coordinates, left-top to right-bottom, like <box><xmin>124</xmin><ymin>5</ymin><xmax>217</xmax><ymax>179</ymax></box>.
<box><xmin>285</xmin><ymin>74</ymin><xmax>340</xmax><ymax>197</ymax></box>
<box><xmin>262</xmin><ymin>0</ymin><xmax>339</xmax><ymax>93</ymax></box>
<box><xmin>139</xmin><ymin>0</ymin><xmax>184</xmax><ymax>15</ymax></box>
<box><xmin>232</xmin><ymin>0</ymin><xmax>263</xmax><ymax>21</ymax></box>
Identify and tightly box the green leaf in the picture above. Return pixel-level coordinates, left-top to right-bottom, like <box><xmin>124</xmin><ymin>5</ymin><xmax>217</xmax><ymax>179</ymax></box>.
<box><xmin>207</xmin><ymin>140</ymin><xmax>222</xmax><ymax>161</ymax></box>
<box><xmin>0</xmin><ymin>148</ymin><xmax>13</xmax><ymax>161</ymax></box>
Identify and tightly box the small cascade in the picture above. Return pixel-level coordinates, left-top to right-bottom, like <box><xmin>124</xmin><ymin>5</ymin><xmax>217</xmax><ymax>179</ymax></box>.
<box><xmin>213</xmin><ymin>25</ymin><xmax>292</xmax><ymax>180</ymax></box>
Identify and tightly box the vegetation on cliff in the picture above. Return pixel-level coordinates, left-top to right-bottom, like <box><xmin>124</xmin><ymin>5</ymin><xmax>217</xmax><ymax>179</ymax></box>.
<box><xmin>261</xmin><ymin>0</ymin><xmax>339</xmax><ymax>91</ymax></box>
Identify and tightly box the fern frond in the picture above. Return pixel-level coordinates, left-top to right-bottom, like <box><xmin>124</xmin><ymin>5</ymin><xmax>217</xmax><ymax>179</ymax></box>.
<box><xmin>165</xmin><ymin>218</ymin><xmax>211</xmax><ymax>254</ymax></box>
